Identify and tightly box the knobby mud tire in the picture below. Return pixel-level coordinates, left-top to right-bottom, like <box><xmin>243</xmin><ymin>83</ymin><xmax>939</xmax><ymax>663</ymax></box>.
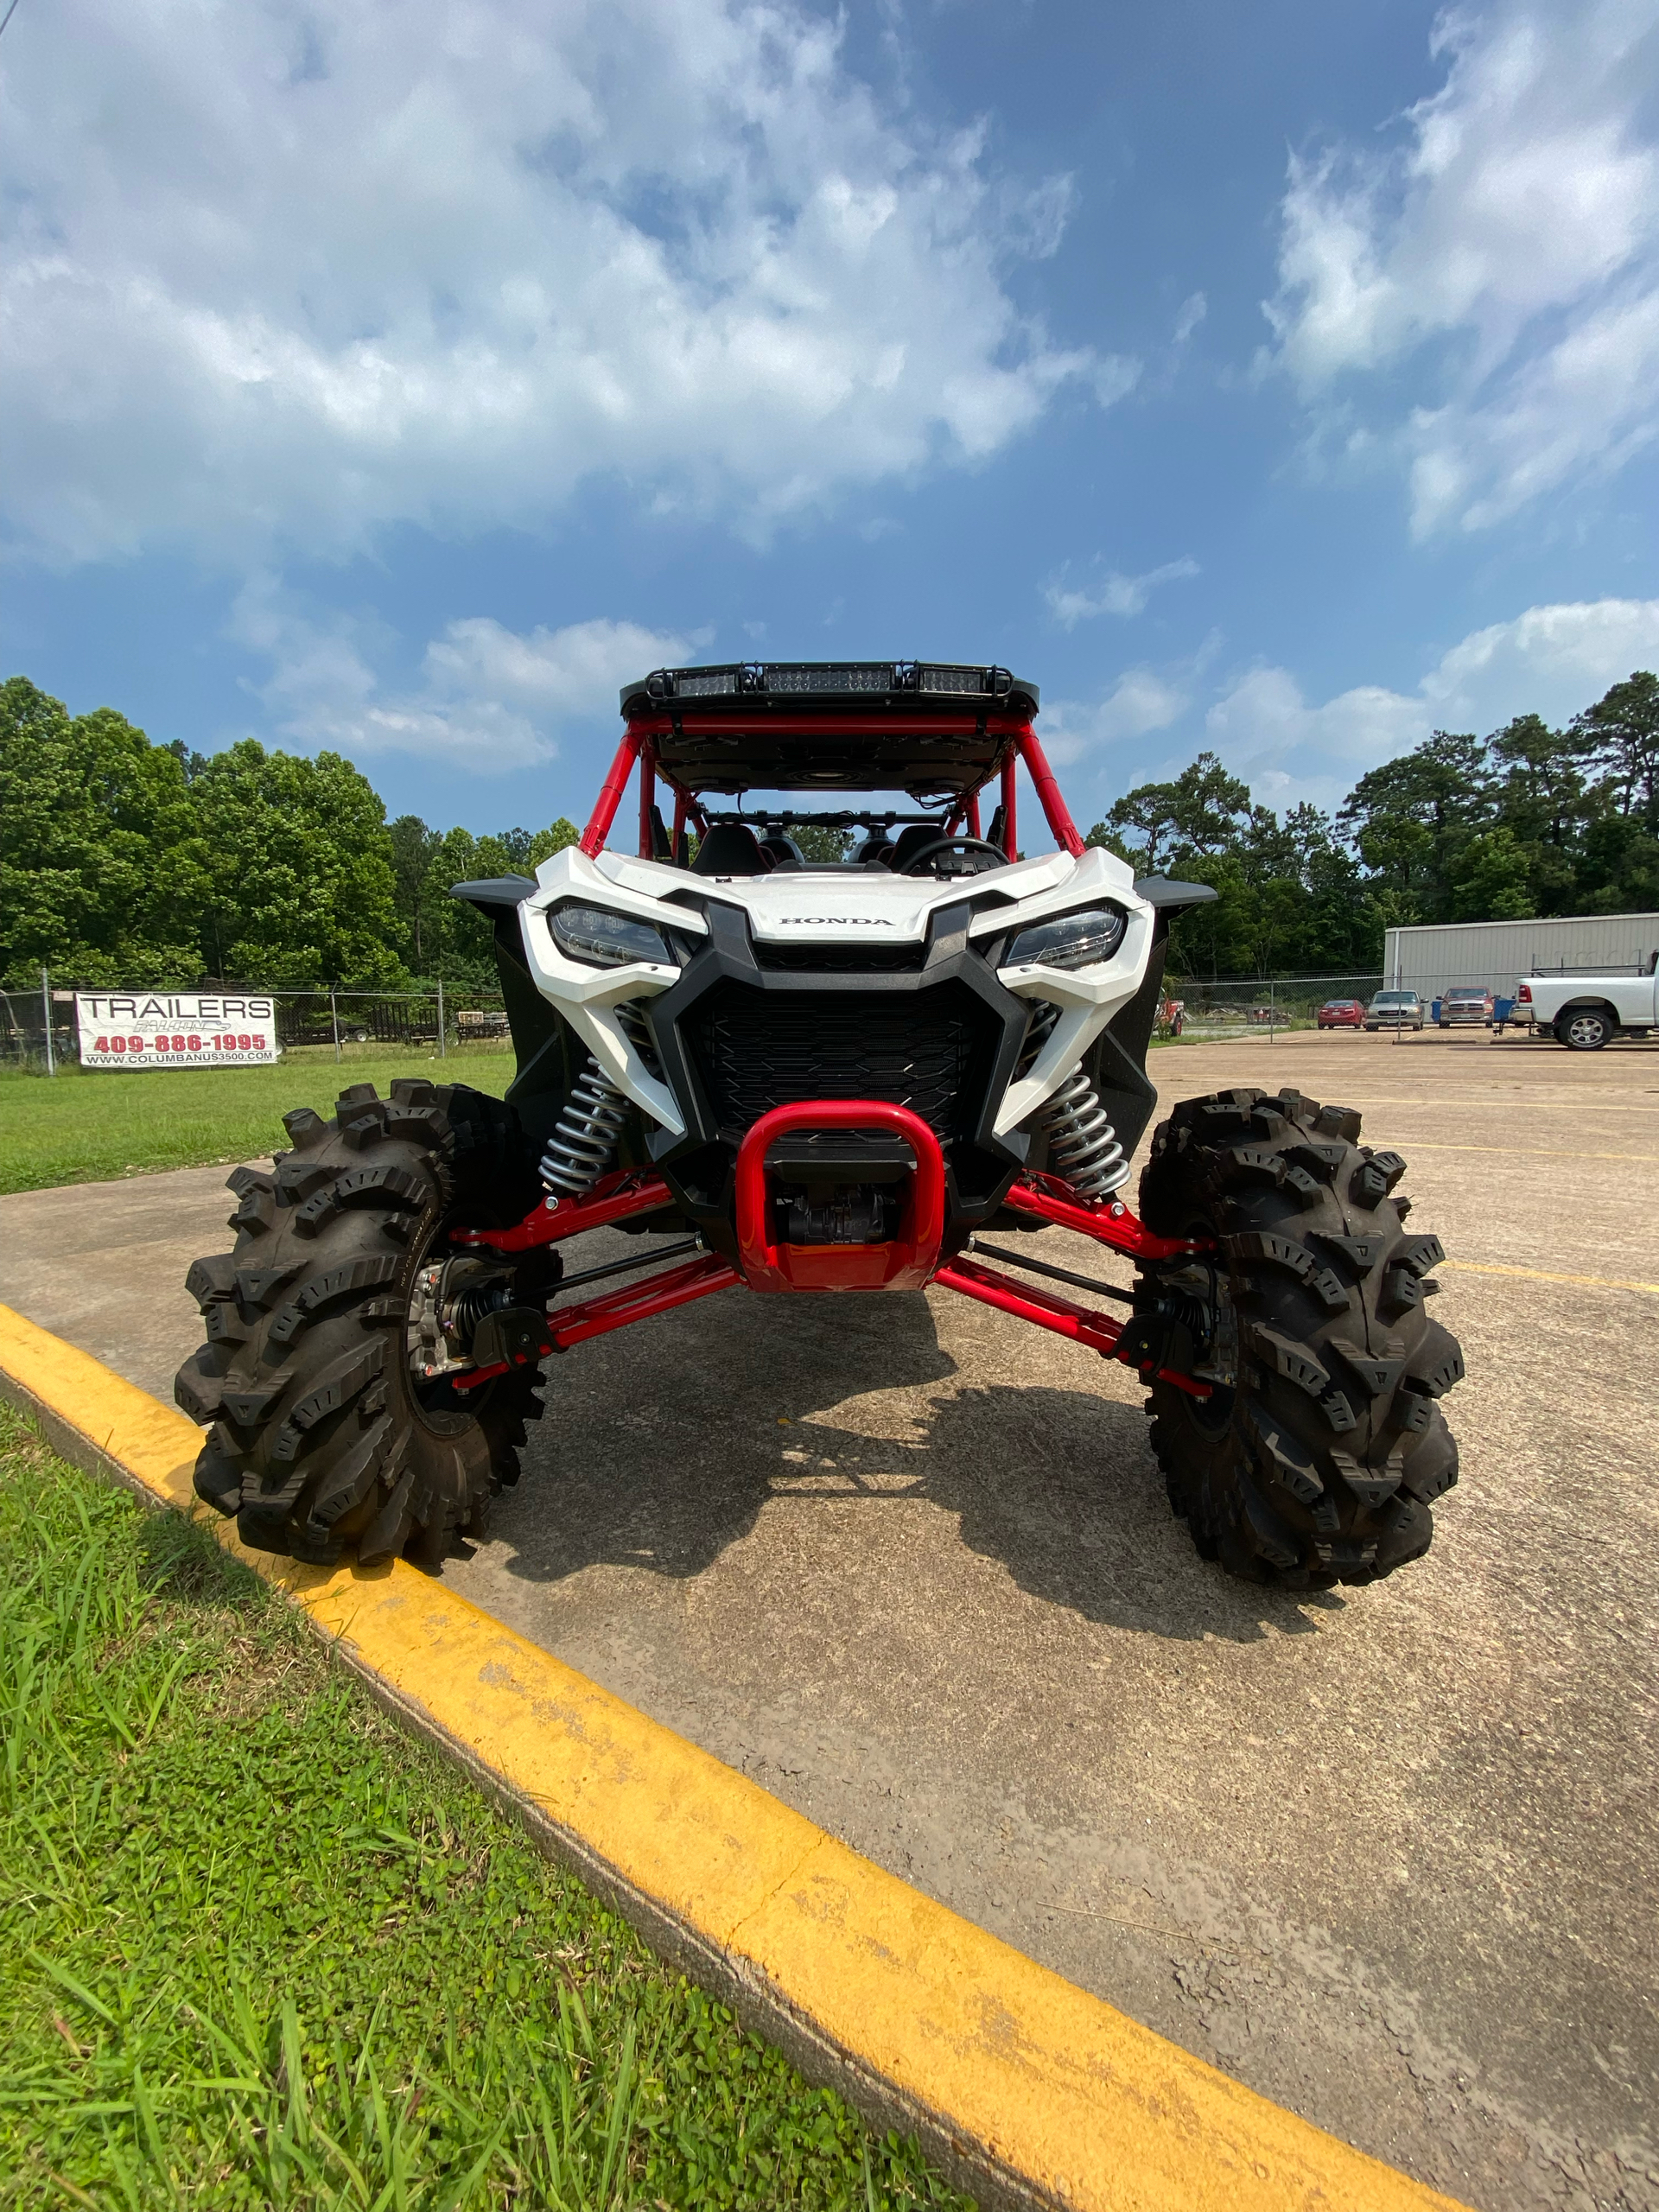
<box><xmin>1137</xmin><ymin>1085</ymin><xmax>1465</xmax><ymax>1589</ymax></box>
<box><xmin>175</xmin><ymin>1079</ymin><xmax>546</xmax><ymax>1568</ymax></box>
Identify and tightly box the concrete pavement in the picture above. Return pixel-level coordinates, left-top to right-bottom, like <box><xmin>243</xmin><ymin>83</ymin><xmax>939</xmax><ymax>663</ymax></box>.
<box><xmin>2</xmin><ymin>1029</ymin><xmax>1654</xmax><ymax>2212</ymax></box>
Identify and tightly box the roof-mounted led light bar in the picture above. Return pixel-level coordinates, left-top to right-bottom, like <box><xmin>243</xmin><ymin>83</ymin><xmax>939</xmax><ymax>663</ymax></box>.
<box><xmin>622</xmin><ymin>662</ymin><xmax>1039</xmax><ymax>714</ymax></box>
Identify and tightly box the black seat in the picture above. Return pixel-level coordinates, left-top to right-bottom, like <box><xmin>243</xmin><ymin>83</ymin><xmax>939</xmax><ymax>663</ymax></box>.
<box><xmin>758</xmin><ymin>832</ymin><xmax>805</xmax><ymax>868</ymax></box>
<box><xmin>889</xmin><ymin>823</ymin><xmax>943</xmax><ymax>872</ymax></box>
<box><xmin>693</xmin><ymin>822</ymin><xmax>771</xmax><ymax>876</ymax></box>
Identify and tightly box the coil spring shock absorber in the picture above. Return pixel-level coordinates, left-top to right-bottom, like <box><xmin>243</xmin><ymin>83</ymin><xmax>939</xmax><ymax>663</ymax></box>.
<box><xmin>539</xmin><ymin>1058</ymin><xmax>630</xmax><ymax>1197</ymax></box>
<box><xmin>614</xmin><ymin>999</ymin><xmax>663</xmax><ymax>1077</ymax></box>
<box><xmin>1022</xmin><ymin>1002</ymin><xmax>1131</xmax><ymax>1200</ymax></box>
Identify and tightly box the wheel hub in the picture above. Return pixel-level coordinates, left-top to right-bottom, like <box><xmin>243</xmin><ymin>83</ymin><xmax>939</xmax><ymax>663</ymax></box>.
<box><xmin>407</xmin><ymin>1254</ymin><xmax>518</xmax><ymax>1383</ymax></box>
<box><xmin>1141</xmin><ymin>1244</ymin><xmax>1238</xmax><ymax>1438</ymax></box>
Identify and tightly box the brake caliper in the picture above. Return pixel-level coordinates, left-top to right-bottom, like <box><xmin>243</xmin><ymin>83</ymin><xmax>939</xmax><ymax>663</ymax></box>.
<box><xmin>408</xmin><ymin>1255</ymin><xmax>530</xmax><ymax>1382</ymax></box>
<box><xmin>1122</xmin><ymin>1259</ymin><xmax>1236</xmax><ymax>1389</ymax></box>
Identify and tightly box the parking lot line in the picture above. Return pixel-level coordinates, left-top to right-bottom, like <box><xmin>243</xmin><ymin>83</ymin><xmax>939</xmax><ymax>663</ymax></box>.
<box><xmin>1308</xmin><ymin>1095</ymin><xmax>1659</xmax><ymax>1115</ymax></box>
<box><xmin>1440</xmin><ymin>1260</ymin><xmax>1659</xmax><ymax>1295</ymax></box>
<box><xmin>1395</xmin><ymin>1141</ymin><xmax>1656</xmax><ymax>1164</ymax></box>
<box><xmin>0</xmin><ymin>1299</ymin><xmax>1471</xmax><ymax>2212</ymax></box>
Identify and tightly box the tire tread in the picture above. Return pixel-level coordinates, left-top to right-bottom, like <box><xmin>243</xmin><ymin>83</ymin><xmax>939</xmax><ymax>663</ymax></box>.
<box><xmin>1138</xmin><ymin>1084</ymin><xmax>1465</xmax><ymax>1586</ymax></box>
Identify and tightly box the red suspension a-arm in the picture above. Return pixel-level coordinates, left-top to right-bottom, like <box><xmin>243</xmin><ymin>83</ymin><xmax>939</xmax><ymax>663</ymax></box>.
<box><xmin>454</xmin><ymin>1167</ymin><xmax>675</xmax><ymax>1251</ymax></box>
<box><xmin>1001</xmin><ymin>1173</ymin><xmax>1210</xmax><ymax>1261</ymax></box>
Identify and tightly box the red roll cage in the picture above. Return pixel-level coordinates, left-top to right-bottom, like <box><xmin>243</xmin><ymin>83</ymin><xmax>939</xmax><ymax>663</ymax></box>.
<box><xmin>451</xmin><ymin>696</ymin><xmax>1211</xmax><ymax>1388</ymax></box>
<box><xmin>577</xmin><ymin>716</ymin><xmax>1086</xmax><ymax>864</ymax></box>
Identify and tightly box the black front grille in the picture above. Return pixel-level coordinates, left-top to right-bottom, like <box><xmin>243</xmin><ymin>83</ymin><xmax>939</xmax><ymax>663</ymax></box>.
<box><xmin>684</xmin><ymin>981</ymin><xmax>1001</xmax><ymax>1143</ymax></box>
<box><xmin>752</xmin><ymin>940</ymin><xmax>927</xmax><ymax>972</ymax></box>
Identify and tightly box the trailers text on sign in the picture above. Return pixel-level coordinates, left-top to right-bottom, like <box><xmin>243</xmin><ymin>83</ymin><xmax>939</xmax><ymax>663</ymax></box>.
<box><xmin>75</xmin><ymin>993</ymin><xmax>281</xmax><ymax>1067</ymax></box>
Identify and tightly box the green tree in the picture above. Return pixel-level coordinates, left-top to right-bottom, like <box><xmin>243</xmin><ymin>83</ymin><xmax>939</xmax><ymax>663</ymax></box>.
<box><xmin>525</xmin><ymin>818</ymin><xmax>581</xmax><ymax>870</ymax></box>
<box><xmin>429</xmin><ymin>827</ymin><xmax>513</xmax><ymax>982</ymax></box>
<box><xmin>1336</xmin><ymin>730</ymin><xmax>1494</xmax><ymax>923</ymax></box>
<box><xmin>1449</xmin><ymin>826</ymin><xmax>1534</xmax><ymax>920</ymax></box>
<box><xmin>1483</xmin><ymin>713</ymin><xmax>1588</xmax><ymax>916</ymax></box>
<box><xmin>387</xmin><ymin>815</ymin><xmax>580</xmax><ymax>981</ymax></box>
<box><xmin>791</xmin><ymin>823</ymin><xmax>854</xmax><ymax>863</ymax></box>
<box><xmin>1572</xmin><ymin>671</ymin><xmax>1659</xmax><ymax>832</ymax></box>
<box><xmin>1096</xmin><ymin>751</ymin><xmax>1251</xmax><ymax>874</ymax></box>
<box><xmin>1490</xmin><ymin>714</ymin><xmax>1585</xmax><ymax>846</ymax></box>
<box><xmin>389</xmin><ymin>814</ymin><xmax>442</xmax><ymax>973</ymax></box>
<box><xmin>191</xmin><ymin>742</ymin><xmax>404</xmax><ymax>986</ymax></box>
<box><xmin>0</xmin><ymin>678</ymin><xmax>207</xmax><ymax>986</ymax></box>
<box><xmin>1573</xmin><ymin>806</ymin><xmax>1659</xmax><ymax>915</ymax></box>
<box><xmin>1277</xmin><ymin>804</ymin><xmax>1371</xmax><ymax>970</ymax></box>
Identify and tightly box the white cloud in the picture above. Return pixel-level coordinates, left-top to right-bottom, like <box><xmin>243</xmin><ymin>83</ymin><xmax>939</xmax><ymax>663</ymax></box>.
<box><xmin>1263</xmin><ymin>0</ymin><xmax>1659</xmax><ymax>532</ymax></box>
<box><xmin>1421</xmin><ymin>594</ymin><xmax>1659</xmax><ymax>721</ymax></box>
<box><xmin>0</xmin><ymin>0</ymin><xmax>1126</xmax><ymax>566</ymax></box>
<box><xmin>1202</xmin><ymin>594</ymin><xmax>1659</xmax><ymax>804</ymax></box>
<box><xmin>229</xmin><ymin>578</ymin><xmax>690</xmax><ymax>771</ymax></box>
<box><xmin>1041</xmin><ymin>669</ymin><xmax>1189</xmax><ymax>766</ymax></box>
<box><xmin>1045</xmin><ymin>556</ymin><xmax>1199</xmax><ymax>626</ymax></box>
<box><xmin>1173</xmin><ymin>292</ymin><xmax>1207</xmax><ymax>348</ymax></box>
<box><xmin>1203</xmin><ymin>669</ymin><xmax>1433</xmax><ymax>811</ymax></box>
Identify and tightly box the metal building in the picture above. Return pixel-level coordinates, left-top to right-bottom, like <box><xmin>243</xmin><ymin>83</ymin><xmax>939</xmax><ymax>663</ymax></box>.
<box><xmin>1383</xmin><ymin>912</ymin><xmax>1659</xmax><ymax>1000</ymax></box>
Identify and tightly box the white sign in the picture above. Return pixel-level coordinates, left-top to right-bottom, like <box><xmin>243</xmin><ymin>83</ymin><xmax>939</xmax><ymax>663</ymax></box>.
<box><xmin>76</xmin><ymin>992</ymin><xmax>281</xmax><ymax>1069</ymax></box>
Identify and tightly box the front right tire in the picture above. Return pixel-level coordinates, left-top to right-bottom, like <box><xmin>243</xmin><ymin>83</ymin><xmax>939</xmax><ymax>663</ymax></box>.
<box><xmin>1135</xmin><ymin>1086</ymin><xmax>1465</xmax><ymax>1589</ymax></box>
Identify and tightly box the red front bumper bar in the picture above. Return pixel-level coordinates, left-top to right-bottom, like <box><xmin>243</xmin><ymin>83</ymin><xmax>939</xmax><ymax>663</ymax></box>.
<box><xmin>734</xmin><ymin>1099</ymin><xmax>944</xmax><ymax>1291</ymax></box>
<box><xmin>448</xmin><ymin>1112</ymin><xmax>1211</xmax><ymax>1395</ymax></box>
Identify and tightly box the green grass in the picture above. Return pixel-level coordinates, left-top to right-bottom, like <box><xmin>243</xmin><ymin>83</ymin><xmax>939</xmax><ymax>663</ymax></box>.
<box><xmin>0</xmin><ymin>1406</ymin><xmax>970</xmax><ymax>2210</ymax></box>
<box><xmin>0</xmin><ymin>1032</ymin><xmax>1227</xmax><ymax>1201</ymax></box>
<box><xmin>0</xmin><ymin>1049</ymin><xmax>516</xmax><ymax>1198</ymax></box>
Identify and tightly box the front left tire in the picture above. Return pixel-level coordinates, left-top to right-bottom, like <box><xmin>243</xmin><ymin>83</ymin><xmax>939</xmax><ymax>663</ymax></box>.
<box><xmin>175</xmin><ymin>1079</ymin><xmax>548</xmax><ymax>1567</ymax></box>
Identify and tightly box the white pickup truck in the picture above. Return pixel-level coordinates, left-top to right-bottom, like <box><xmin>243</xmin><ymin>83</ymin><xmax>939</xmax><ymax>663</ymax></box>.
<box><xmin>1515</xmin><ymin>961</ymin><xmax>1659</xmax><ymax>1050</ymax></box>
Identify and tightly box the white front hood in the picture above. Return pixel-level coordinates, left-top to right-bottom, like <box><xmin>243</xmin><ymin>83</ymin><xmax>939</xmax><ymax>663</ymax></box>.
<box><xmin>520</xmin><ymin>842</ymin><xmax>1155</xmax><ymax>1141</ymax></box>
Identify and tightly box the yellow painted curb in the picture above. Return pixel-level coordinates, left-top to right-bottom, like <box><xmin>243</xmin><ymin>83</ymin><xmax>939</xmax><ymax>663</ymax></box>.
<box><xmin>0</xmin><ymin>1300</ymin><xmax>1470</xmax><ymax>2212</ymax></box>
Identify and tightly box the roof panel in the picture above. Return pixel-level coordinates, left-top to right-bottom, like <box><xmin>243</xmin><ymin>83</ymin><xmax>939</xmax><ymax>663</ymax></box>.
<box><xmin>619</xmin><ymin>661</ymin><xmax>1039</xmax><ymax>794</ymax></box>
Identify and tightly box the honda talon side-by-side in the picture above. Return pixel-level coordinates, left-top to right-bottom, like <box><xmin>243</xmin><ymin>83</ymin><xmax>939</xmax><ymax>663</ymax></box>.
<box><xmin>176</xmin><ymin>662</ymin><xmax>1465</xmax><ymax>1588</ymax></box>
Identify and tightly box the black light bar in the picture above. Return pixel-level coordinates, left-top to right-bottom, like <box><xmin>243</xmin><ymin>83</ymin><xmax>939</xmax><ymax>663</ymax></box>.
<box><xmin>702</xmin><ymin>808</ymin><xmax>949</xmax><ymax>827</ymax></box>
<box><xmin>622</xmin><ymin>661</ymin><xmax>1038</xmax><ymax>713</ymax></box>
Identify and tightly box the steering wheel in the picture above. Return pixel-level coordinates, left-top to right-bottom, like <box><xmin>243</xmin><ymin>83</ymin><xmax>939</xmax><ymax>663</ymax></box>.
<box><xmin>897</xmin><ymin>836</ymin><xmax>1009</xmax><ymax>878</ymax></box>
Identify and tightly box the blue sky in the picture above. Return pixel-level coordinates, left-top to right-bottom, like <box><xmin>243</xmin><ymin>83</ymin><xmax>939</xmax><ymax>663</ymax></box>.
<box><xmin>4</xmin><ymin>0</ymin><xmax>1658</xmax><ymax>842</ymax></box>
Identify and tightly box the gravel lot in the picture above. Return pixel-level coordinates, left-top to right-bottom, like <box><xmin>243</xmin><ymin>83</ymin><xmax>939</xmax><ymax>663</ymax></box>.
<box><xmin>3</xmin><ymin>1027</ymin><xmax>1654</xmax><ymax>2212</ymax></box>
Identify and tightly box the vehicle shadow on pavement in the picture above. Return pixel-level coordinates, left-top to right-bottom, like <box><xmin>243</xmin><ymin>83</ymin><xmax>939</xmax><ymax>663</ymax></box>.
<box><xmin>916</xmin><ymin>1382</ymin><xmax>1345</xmax><ymax>1645</ymax></box>
<box><xmin>486</xmin><ymin>1291</ymin><xmax>1345</xmax><ymax>1646</ymax></box>
<box><xmin>487</xmin><ymin>1289</ymin><xmax>957</xmax><ymax>1586</ymax></box>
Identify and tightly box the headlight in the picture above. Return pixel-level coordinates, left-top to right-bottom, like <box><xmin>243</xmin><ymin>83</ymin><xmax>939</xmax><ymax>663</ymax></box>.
<box><xmin>1003</xmin><ymin>906</ymin><xmax>1127</xmax><ymax>971</ymax></box>
<box><xmin>550</xmin><ymin>903</ymin><xmax>674</xmax><ymax>969</ymax></box>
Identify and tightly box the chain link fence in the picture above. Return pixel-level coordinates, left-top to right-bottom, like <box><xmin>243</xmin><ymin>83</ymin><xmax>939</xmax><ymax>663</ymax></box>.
<box><xmin>0</xmin><ymin>980</ymin><xmax>512</xmax><ymax>1071</ymax></box>
<box><xmin>3</xmin><ymin>960</ymin><xmax>1592</xmax><ymax>1073</ymax></box>
<box><xmin>1161</xmin><ymin>976</ymin><xmax>1384</xmax><ymax>1039</ymax></box>
<box><xmin>1160</xmin><ymin>969</ymin><xmax>1553</xmax><ymax>1039</ymax></box>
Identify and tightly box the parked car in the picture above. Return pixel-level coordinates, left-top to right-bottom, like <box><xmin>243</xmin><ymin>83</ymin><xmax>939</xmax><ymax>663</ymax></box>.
<box><xmin>1438</xmin><ymin>987</ymin><xmax>1494</xmax><ymax>1029</ymax></box>
<box><xmin>1514</xmin><ymin>962</ymin><xmax>1659</xmax><ymax>1049</ymax></box>
<box><xmin>1365</xmin><ymin>989</ymin><xmax>1424</xmax><ymax>1031</ymax></box>
<box><xmin>1318</xmin><ymin>999</ymin><xmax>1365</xmax><ymax>1029</ymax></box>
